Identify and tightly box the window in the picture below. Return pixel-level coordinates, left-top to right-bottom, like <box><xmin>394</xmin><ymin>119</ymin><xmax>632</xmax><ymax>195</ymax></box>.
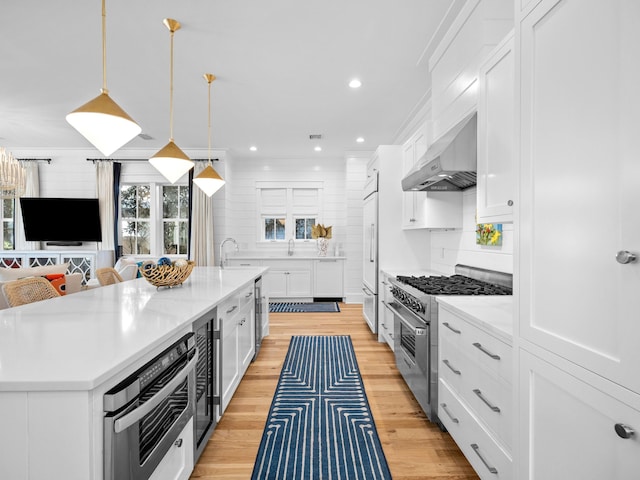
<box><xmin>1</xmin><ymin>199</ymin><xmax>15</xmax><ymax>250</ymax></box>
<box><xmin>295</xmin><ymin>218</ymin><xmax>315</xmax><ymax>240</ymax></box>
<box><xmin>120</xmin><ymin>183</ymin><xmax>189</xmax><ymax>256</ymax></box>
<box><xmin>257</xmin><ymin>183</ymin><xmax>322</xmax><ymax>242</ymax></box>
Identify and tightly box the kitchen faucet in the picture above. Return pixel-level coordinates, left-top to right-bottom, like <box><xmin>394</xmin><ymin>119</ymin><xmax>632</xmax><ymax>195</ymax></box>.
<box><xmin>220</xmin><ymin>238</ymin><xmax>238</xmax><ymax>269</ymax></box>
<box><xmin>288</xmin><ymin>238</ymin><xmax>294</xmax><ymax>256</ymax></box>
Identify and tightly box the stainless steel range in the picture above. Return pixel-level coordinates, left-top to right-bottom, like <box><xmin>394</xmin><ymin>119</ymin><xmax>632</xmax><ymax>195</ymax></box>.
<box><xmin>386</xmin><ymin>264</ymin><xmax>512</xmax><ymax>429</ymax></box>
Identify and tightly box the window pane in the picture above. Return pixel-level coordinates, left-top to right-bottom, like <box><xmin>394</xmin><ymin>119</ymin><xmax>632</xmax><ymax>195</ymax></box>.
<box><xmin>137</xmin><ymin>221</ymin><xmax>151</xmax><ymax>254</ymax></box>
<box><xmin>163</xmin><ymin>186</ymin><xmax>179</xmax><ymax>218</ymax></box>
<box><xmin>295</xmin><ymin>218</ymin><xmax>315</xmax><ymax>240</ymax></box>
<box><xmin>179</xmin><ymin>186</ymin><xmax>189</xmax><ymax>219</ymax></box>
<box><xmin>3</xmin><ymin>199</ymin><xmax>14</xmax><ymax>218</ymax></box>
<box><xmin>163</xmin><ymin>221</ymin><xmax>177</xmax><ymax>254</ymax></box>
<box><xmin>120</xmin><ymin>185</ymin><xmax>138</xmax><ymax>218</ymax></box>
<box><xmin>3</xmin><ymin>220</ymin><xmax>14</xmax><ymax>250</ymax></box>
<box><xmin>138</xmin><ymin>185</ymin><xmax>151</xmax><ymax>218</ymax></box>
<box><xmin>264</xmin><ymin>219</ymin><xmax>274</xmax><ymax>240</ymax></box>
<box><xmin>121</xmin><ymin>220</ymin><xmax>150</xmax><ymax>255</ymax></box>
<box><xmin>178</xmin><ymin>221</ymin><xmax>188</xmax><ymax>254</ymax></box>
<box><xmin>276</xmin><ymin>218</ymin><xmax>286</xmax><ymax>240</ymax></box>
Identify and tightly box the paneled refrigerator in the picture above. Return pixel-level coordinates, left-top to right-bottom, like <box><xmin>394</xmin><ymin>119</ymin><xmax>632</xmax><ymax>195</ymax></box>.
<box><xmin>362</xmin><ymin>168</ymin><xmax>378</xmax><ymax>334</ymax></box>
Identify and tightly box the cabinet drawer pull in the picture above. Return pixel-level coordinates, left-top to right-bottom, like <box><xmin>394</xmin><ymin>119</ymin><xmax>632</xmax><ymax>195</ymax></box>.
<box><xmin>472</xmin><ymin>342</ymin><xmax>500</xmax><ymax>360</ymax></box>
<box><xmin>470</xmin><ymin>443</ymin><xmax>498</xmax><ymax>474</ymax></box>
<box><xmin>226</xmin><ymin>305</ymin><xmax>238</xmax><ymax>314</ymax></box>
<box><xmin>615</xmin><ymin>423</ymin><xmax>635</xmax><ymax>439</ymax></box>
<box><xmin>473</xmin><ymin>389</ymin><xmax>501</xmax><ymax>413</ymax></box>
<box><xmin>440</xmin><ymin>403</ymin><xmax>459</xmax><ymax>424</ymax></box>
<box><xmin>245</xmin><ymin>292</ymin><xmax>253</xmax><ymax>298</ymax></box>
<box><xmin>443</xmin><ymin>322</ymin><xmax>461</xmax><ymax>334</ymax></box>
<box><xmin>238</xmin><ymin>318</ymin><xmax>246</xmax><ymax>326</ymax></box>
<box><xmin>443</xmin><ymin>359</ymin><xmax>461</xmax><ymax>375</ymax></box>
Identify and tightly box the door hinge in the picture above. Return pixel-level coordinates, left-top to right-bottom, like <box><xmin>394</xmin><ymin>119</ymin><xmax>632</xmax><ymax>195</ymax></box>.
<box><xmin>213</xmin><ymin>330</ymin><xmax>221</xmax><ymax>341</ymax></box>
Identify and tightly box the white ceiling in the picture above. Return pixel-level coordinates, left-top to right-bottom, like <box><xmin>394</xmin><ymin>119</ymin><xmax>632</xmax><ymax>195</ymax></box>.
<box><xmin>0</xmin><ymin>0</ymin><xmax>464</xmax><ymax>160</ymax></box>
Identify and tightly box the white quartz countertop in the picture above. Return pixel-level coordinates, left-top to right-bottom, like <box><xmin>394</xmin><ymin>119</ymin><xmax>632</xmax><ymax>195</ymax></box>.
<box><xmin>436</xmin><ymin>296</ymin><xmax>514</xmax><ymax>344</ymax></box>
<box><xmin>0</xmin><ymin>266</ymin><xmax>267</xmax><ymax>392</ymax></box>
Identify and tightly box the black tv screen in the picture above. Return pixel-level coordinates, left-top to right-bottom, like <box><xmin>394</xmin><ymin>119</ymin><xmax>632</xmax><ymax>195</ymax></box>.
<box><xmin>20</xmin><ymin>197</ymin><xmax>102</xmax><ymax>243</ymax></box>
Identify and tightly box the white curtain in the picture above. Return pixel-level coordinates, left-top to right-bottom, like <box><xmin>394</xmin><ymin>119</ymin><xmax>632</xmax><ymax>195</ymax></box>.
<box><xmin>190</xmin><ymin>162</ymin><xmax>216</xmax><ymax>266</ymax></box>
<box><xmin>95</xmin><ymin>160</ymin><xmax>115</xmax><ymax>251</ymax></box>
<box><xmin>14</xmin><ymin>161</ymin><xmax>40</xmax><ymax>250</ymax></box>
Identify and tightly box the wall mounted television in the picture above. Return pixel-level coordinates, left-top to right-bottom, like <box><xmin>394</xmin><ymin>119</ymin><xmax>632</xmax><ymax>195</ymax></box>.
<box><xmin>20</xmin><ymin>197</ymin><xmax>102</xmax><ymax>246</ymax></box>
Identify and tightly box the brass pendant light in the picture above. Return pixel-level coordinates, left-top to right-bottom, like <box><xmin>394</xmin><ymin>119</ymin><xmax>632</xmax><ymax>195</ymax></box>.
<box><xmin>66</xmin><ymin>0</ymin><xmax>141</xmax><ymax>156</ymax></box>
<box><xmin>193</xmin><ymin>74</ymin><xmax>225</xmax><ymax>197</ymax></box>
<box><xmin>149</xmin><ymin>18</ymin><xmax>194</xmax><ymax>183</ymax></box>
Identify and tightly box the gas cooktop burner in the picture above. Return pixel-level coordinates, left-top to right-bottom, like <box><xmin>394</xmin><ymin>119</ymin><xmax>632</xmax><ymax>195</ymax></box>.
<box><xmin>395</xmin><ymin>274</ymin><xmax>512</xmax><ymax>296</ymax></box>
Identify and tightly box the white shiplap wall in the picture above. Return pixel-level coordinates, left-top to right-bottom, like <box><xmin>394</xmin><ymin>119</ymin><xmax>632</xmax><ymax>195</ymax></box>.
<box><xmin>226</xmin><ymin>156</ymin><xmax>367</xmax><ymax>302</ymax></box>
<box><xmin>429</xmin><ymin>186</ymin><xmax>513</xmax><ymax>274</ymax></box>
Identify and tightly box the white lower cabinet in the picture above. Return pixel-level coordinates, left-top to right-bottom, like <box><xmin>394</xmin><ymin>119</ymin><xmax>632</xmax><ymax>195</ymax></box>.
<box><xmin>519</xmin><ymin>348</ymin><xmax>640</xmax><ymax>480</ymax></box>
<box><xmin>314</xmin><ymin>259</ymin><xmax>344</xmax><ymax>297</ymax></box>
<box><xmin>438</xmin><ymin>306</ymin><xmax>513</xmax><ymax>479</ymax></box>
<box><xmin>219</xmin><ymin>281</ymin><xmax>255</xmax><ymax>413</ymax></box>
<box><xmin>378</xmin><ymin>273</ymin><xmax>394</xmax><ymax>350</ymax></box>
<box><xmin>262</xmin><ymin>260</ymin><xmax>312</xmax><ymax>299</ymax></box>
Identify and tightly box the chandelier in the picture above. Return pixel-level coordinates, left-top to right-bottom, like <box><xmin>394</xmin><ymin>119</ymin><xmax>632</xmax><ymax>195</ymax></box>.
<box><xmin>0</xmin><ymin>148</ymin><xmax>26</xmax><ymax>199</ymax></box>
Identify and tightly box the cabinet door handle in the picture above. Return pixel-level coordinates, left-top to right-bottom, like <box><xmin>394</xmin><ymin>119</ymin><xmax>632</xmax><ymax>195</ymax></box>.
<box><xmin>472</xmin><ymin>342</ymin><xmax>500</xmax><ymax>360</ymax></box>
<box><xmin>238</xmin><ymin>318</ymin><xmax>246</xmax><ymax>326</ymax></box>
<box><xmin>226</xmin><ymin>305</ymin><xmax>238</xmax><ymax>314</ymax></box>
<box><xmin>443</xmin><ymin>359</ymin><xmax>461</xmax><ymax>375</ymax></box>
<box><xmin>443</xmin><ymin>322</ymin><xmax>461</xmax><ymax>334</ymax></box>
<box><xmin>473</xmin><ymin>389</ymin><xmax>501</xmax><ymax>413</ymax></box>
<box><xmin>440</xmin><ymin>403</ymin><xmax>459</xmax><ymax>424</ymax></box>
<box><xmin>615</xmin><ymin>423</ymin><xmax>635</xmax><ymax>439</ymax></box>
<box><xmin>470</xmin><ymin>444</ymin><xmax>498</xmax><ymax>474</ymax></box>
<box><xmin>245</xmin><ymin>292</ymin><xmax>253</xmax><ymax>298</ymax></box>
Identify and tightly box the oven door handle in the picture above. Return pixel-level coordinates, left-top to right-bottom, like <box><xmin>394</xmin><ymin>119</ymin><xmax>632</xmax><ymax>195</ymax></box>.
<box><xmin>113</xmin><ymin>349</ymin><xmax>199</xmax><ymax>434</ymax></box>
<box><xmin>385</xmin><ymin>301</ymin><xmax>427</xmax><ymax>334</ymax></box>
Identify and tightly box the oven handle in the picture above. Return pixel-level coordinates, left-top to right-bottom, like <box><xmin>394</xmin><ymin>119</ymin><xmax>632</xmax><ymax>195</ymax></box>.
<box><xmin>385</xmin><ymin>300</ymin><xmax>427</xmax><ymax>334</ymax></box>
<box><xmin>113</xmin><ymin>349</ymin><xmax>198</xmax><ymax>434</ymax></box>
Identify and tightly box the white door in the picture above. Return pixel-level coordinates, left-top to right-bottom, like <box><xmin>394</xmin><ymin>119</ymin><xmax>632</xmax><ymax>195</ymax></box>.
<box><xmin>363</xmin><ymin>192</ymin><xmax>377</xmax><ymax>292</ymax></box>
<box><xmin>519</xmin><ymin>0</ymin><xmax>640</xmax><ymax>393</ymax></box>
<box><xmin>519</xmin><ymin>350</ymin><xmax>640</xmax><ymax>480</ymax></box>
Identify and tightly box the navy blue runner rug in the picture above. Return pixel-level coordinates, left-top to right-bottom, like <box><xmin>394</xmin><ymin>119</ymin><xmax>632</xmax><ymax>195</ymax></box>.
<box><xmin>269</xmin><ymin>302</ymin><xmax>340</xmax><ymax>313</ymax></box>
<box><xmin>252</xmin><ymin>335</ymin><xmax>392</xmax><ymax>480</ymax></box>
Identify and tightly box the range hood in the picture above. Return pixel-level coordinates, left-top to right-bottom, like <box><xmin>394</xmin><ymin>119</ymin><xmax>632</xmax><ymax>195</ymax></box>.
<box><xmin>401</xmin><ymin>112</ymin><xmax>477</xmax><ymax>192</ymax></box>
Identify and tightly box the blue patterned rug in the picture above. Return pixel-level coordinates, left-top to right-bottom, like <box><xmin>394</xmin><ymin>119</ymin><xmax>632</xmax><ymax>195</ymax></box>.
<box><xmin>269</xmin><ymin>302</ymin><xmax>340</xmax><ymax>313</ymax></box>
<box><xmin>252</xmin><ymin>335</ymin><xmax>392</xmax><ymax>480</ymax></box>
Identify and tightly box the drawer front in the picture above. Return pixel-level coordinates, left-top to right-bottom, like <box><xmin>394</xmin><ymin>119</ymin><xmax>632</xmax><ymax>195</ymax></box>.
<box><xmin>262</xmin><ymin>259</ymin><xmax>312</xmax><ymax>271</ymax></box>
<box><xmin>218</xmin><ymin>295</ymin><xmax>239</xmax><ymax>322</ymax></box>
<box><xmin>439</xmin><ymin>380</ymin><xmax>512</xmax><ymax>480</ymax></box>
<box><xmin>440</xmin><ymin>333</ymin><xmax>512</xmax><ymax>450</ymax></box>
<box><xmin>226</xmin><ymin>259</ymin><xmax>261</xmax><ymax>267</ymax></box>
<box><xmin>238</xmin><ymin>282</ymin><xmax>254</xmax><ymax>308</ymax></box>
<box><xmin>440</xmin><ymin>309</ymin><xmax>512</xmax><ymax>385</ymax></box>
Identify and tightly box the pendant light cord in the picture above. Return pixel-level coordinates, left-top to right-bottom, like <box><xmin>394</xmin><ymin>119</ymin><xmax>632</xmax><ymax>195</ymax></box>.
<box><xmin>169</xmin><ymin>29</ymin><xmax>175</xmax><ymax>142</ymax></box>
<box><xmin>101</xmin><ymin>0</ymin><xmax>108</xmax><ymax>93</ymax></box>
<box><xmin>207</xmin><ymin>79</ymin><xmax>212</xmax><ymax>164</ymax></box>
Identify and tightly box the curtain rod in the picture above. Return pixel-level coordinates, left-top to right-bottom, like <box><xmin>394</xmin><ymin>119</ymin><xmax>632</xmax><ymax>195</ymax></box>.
<box><xmin>86</xmin><ymin>158</ymin><xmax>219</xmax><ymax>163</ymax></box>
<box><xmin>17</xmin><ymin>158</ymin><xmax>52</xmax><ymax>164</ymax></box>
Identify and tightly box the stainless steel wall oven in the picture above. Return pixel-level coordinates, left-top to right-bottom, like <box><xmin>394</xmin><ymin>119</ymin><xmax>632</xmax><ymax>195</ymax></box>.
<box><xmin>103</xmin><ymin>333</ymin><xmax>198</xmax><ymax>480</ymax></box>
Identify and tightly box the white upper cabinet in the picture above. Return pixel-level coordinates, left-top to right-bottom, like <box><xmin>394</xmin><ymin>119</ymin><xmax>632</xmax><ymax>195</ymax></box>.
<box><xmin>477</xmin><ymin>31</ymin><xmax>515</xmax><ymax>224</ymax></box>
<box><xmin>518</xmin><ymin>0</ymin><xmax>640</xmax><ymax>394</ymax></box>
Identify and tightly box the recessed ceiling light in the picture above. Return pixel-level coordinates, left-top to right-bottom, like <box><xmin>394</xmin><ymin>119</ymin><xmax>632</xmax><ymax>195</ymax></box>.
<box><xmin>356</xmin><ymin>137</ymin><xmax>365</xmax><ymax>143</ymax></box>
<box><xmin>249</xmin><ymin>146</ymin><xmax>257</xmax><ymax>151</ymax></box>
<box><xmin>349</xmin><ymin>79</ymin><xmax>362</xmax><ymax>89</ymax></box>
<box><xmin>314</xmin><ymin>146</ymin><xmax>322</xmax><ymax>152</ymax></box>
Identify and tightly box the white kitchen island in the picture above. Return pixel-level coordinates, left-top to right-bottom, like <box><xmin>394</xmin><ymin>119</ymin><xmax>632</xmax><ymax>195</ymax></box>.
<box><xmin>0</xmin><ymin>266</ymin><xmax>267</xmax><ymax>480</ymax></box>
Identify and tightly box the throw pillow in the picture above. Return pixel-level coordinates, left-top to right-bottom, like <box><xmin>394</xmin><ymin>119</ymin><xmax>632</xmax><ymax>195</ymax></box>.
<box><xmin>43</xmin><ymin>274</ymin><xmax>66</xmax><ymax>295</ymax></box>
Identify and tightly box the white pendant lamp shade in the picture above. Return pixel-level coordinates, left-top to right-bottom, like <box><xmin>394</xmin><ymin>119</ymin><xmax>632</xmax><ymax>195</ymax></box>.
<box><xmin>66</xmin><ymin>91</ymin><xmax>141</xmax><ymax>156</ymax></box>
<box><xmin>66</xmin><ymin>0</ymin><xmax>141</xmax><ymax>156</ymax></box>
<box><xmin>149</xmin><ymin>140</ymin><xmax>194</xmax><ymax>184</ymax></box>
<box><xmin>194</xmin><ymin>164</ymin><xmax>225</xmax><ymax>197</ymax></box>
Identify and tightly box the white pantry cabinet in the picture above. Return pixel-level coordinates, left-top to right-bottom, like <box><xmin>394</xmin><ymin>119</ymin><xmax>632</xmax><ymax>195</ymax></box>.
<box><xmin>516</xmin><ymin>0</ymin><xmax>640</xmax><ymax>477</ymax></box>
<box><xmin>477</xmin><ymin>31</ymin><xmax>514</xmax><ymax>224</ymax></box>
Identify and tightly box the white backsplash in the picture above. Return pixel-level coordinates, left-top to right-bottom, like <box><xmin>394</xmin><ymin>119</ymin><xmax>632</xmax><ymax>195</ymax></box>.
<box><xmin>429</xmin><ymin>187</ymin><xmax>513</xmax><ymax>275</ymax></box>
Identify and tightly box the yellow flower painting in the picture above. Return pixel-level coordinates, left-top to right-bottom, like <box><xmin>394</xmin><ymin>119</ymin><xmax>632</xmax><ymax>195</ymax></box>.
<box><xmin>476</xmin><ymin>223</ymin><xmax>503</xmax><ymax>246</ymax></box>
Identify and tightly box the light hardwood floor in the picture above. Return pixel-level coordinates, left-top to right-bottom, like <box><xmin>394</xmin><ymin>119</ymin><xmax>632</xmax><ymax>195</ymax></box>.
<box><xmin>191</xmin><ymin>303</ymin><xmax>478</xmax><ymax>479</ymax></box>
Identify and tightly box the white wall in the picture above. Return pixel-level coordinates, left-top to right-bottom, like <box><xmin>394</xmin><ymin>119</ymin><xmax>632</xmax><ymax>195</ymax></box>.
<box><xmin>225</xmin><ymin>156</ymin><xmax>366</xmax><ymax>302</ymax></box>
<box><xmin>429</xmin><ymin>186</ymin><xmax>513</xmax><ymax>275</ymax></box>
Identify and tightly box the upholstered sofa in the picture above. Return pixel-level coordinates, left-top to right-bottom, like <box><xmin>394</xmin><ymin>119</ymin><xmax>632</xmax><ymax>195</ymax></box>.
<box><xmin>0</xmin><ymin>263</ymin><xmax>83</xmax><ymax>310</ymax></box>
